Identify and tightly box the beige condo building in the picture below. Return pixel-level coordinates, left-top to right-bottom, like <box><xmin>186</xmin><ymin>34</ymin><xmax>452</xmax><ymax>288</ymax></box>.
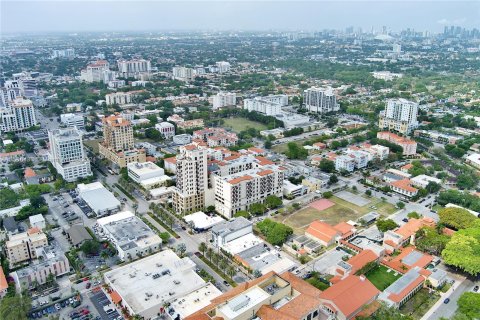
<box><xmin>98</xmin><ymin>115</ymin><xmax>146</xmax><ymax>168</ymax></box>
<box><xmin>6</xmin><ymin>228</ymin><xmax>48</xmax><ymax>265</ymax></box>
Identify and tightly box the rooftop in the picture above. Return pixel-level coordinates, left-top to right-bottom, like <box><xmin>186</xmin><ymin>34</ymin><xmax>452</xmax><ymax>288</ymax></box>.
<box><xmin>211</xmin><ymin>217</ymin><xmax>252</xmax><ymax>237</ymax></box>
<box><xmin>104</xmin><ymin>250</ymin><xmax>211</xmax><ymax>316</ymax></box>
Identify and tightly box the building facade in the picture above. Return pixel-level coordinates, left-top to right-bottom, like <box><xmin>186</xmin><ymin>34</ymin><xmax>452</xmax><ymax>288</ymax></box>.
<box><xmin>48</xmin><ymin>128</ymin><xmax>92</xmax><ymax>182</ymax></box>
<box><xmin>0</xmin><ymin>98</ymin><xmax>37</xmax><ymax>133</ymax></box>
<box><xmin>117</xmin><ymin>59</ymin><xmax>151</xmax><ymax>79</ymax></box>
<box><xmin>173</xmin><ymin>145</ymin><xmax>208</xmax><ymax>215</ymax></box>
<box><xmin>60</xmin><ymin>113</ymin><xmax>85</xmax><ymax>130</ymax></box>
<box><xmin>379</xmin><ymin>98</ymin><xmax>419</xmax><ymax>135</ymax></box>
<box><xmin>6</xmin><ymin>228</ymin><xmax>48</xmax><ymax>265</ymax></box>
<box><xmin>303</xmin><ymin>87</ymin><xmax>340</xmax><ymax>113</ymax></box>
<box><xmin>213</xmin><ymin>92</ymin><xmax>236</xmax><ymax>109</ymax></box>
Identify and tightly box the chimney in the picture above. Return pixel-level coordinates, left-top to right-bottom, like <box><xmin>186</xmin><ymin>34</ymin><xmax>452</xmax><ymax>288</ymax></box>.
<box><xmin>359</xmin><ymin>275</ymin><xmax>366</xmax><ymax>281</ymax></box>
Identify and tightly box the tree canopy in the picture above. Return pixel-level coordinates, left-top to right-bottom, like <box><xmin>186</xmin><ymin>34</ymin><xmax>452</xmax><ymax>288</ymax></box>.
<box><xmin>0</xmin><ymin>294</ymin><xmax>31</xmax><ymax>320</ymax></box>
<box><xmin>257</xmin><ymin>219</ymin><xmax>293</xmax><ymax>246</ymax></box>
<box><xmin>442</xmin><ymin>221</ymin><xmax>480</xmax><ymax>276</ymax></box>
<box><xmin>438</xmin><ymin>207</ymin><xmax>477</xmax><ymax>230</ymax></box>
<box><xmin>376</xmin><ymin>219</ymin><xmax>398</xmax><ymax>232</ymax></box>
<box><xmin>457</xmin><ymin>292</ymin><xmax>480</xmax><ymax>319</ymax></box>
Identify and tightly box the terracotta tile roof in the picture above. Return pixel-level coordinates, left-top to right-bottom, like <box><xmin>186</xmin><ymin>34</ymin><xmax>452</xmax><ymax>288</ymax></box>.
<box><xmin>306</xmin><ymin>221</ymin><xmax>340</xmax><ymax>244</ymax></box>
<box><xmin>255</xmin><ymin>156</ymin><xmax>274</xmax><ymax>166</ymax></box>
<box><xmin>164</xmin><ymin>157</ymin><xmax>176</xmax><ymax>164</ymax></box>
<box><xmin>333</xmin><ymin>222</ymin><xmax>355</xmax><ymax>235</ymax></box>
<box><xmin>247</xmin><ymin>147</ymin><xmax>265</xmax><ymax>154</ymax></box>
<box><xmin>27</xmin><ymin>227</ymin><xmax>41</xmax><ymax>235</ymax></box>
<box><xmin>382</xmin><ymin>247</ymin><xmax>433</xmax><ymax>274</ymax></box>
<box><xmin>443</xmin><ymin>227</ymin><xmax>456</xmax><ymax>236</ymax></box>
<box><xmin>395</xmin><ymin>217</ymin><xmax>435</xmax><ymax>239</ymax></box>
<box><xmin>390</xmin><ymin>179</ymin><xmax>418</xmax><ymax>193</ymax></box>
<box><xmin>401</xmin><ymin>163</ymin><xmax>413</xmax><ymax>170</ymax></box>
<box><xmin>319</xmin><ymin>275</ymin><xmax>380</xmax><ymax>319</ymax></box>
<box><xmin>347</xmin><ymin>250</ymin><xmax>378</xmax><ymax>274</ymax></box>
<box><xmin>257</xmin><ymin>169</ymin><xmax>274</xmax><ymax>176</ymax></box>
<box><xmin>228</xmin><ymin>175</ymin><xmax>253</xmax><ymax>184</ymax></box>
<box><xmin>0</xmin><ymin>150</ymin><xmax>26</xmax><ymax>157</ymax></box>
<box><xmin>184</xmin><ymin>144</ymin><xmax>197</xmax><ymax>151</ymax></box>
<box><xmin>24</xmin><ymin>167</ymin><xmax>37</xmax><ymax>178</ymax></box>
<box><xmin>0</xmin><ymin>266</ymin><xmax>8</xmax><ymax>292</ymax></box>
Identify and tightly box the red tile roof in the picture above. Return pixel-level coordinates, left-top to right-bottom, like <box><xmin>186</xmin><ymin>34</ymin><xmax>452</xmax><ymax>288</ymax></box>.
<box><xmin>320</xmin><ymin>275</ymin><xmax>380</xmax><ymax>319</ymax></box>
<box><xmin>306</xmin><ymin>221</ymin><xmax>340</xmax><ymax>244</ymax></box>
<box><xmin>0</xmin><ymin>266</ymin><xmax>8</xmax><ymax>292</ymax></box>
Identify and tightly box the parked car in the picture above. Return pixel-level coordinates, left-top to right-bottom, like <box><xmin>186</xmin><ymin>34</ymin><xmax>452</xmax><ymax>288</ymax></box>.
<box><xmin>473</xmin><ymin>285</ymin><xmax>479</xmax><ymax>292</ymax></box>
<box><xmin>444</xmin><ymin>298</ymin><xmax>450</xmax><ymax>304</ymax></box>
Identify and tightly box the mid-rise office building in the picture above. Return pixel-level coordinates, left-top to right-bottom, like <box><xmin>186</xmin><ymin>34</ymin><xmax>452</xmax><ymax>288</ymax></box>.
<box><xmin>52</xmin><ymin>48</ymin><xmax>75</xmax><ymax>58</ymax></box>
<box><xmin>0</xmin><ymin>97</ymin><xmax>37</xmax><ymax>133</ymax></box>
<box><xmin>6</xmin><ymin>228</ymin><xmax>48</xmax><ymax>265</ymax></box>
<box><xmin>48</xmin><ymin>128</ymin><xmax>92</xmax><ymax>182</ymax></box>
<box><xmin>60</xmin><ymin>113</ymin><xmax>85</xmax><ymax>129</ymax></box>
<box><xmin>99</xmin><ymin>115</ymin><xmax>146</xmax><ymax>168</ymax></box>
<box><xmin>212</xmin><ymin>92</ymin><xmax>236</xmax><ymax>109</ymax></box>
<box><xmin>117</xmin><ymin>59</ymin><xmax>151</xmax><ymax>78</ymax></box>
<box><xmin>80</xmin><ymin>60</ymin><xmax>110</xmax><ymax>83</ymax></box>
<box><xmin>378</xmin><ymin>98</ymin><xmax>419</xmax><ymax>135</ymax></box>
<box><xmin>303</xmin><ymin>87</ymin><xmax>340</xmax><ymax>113</ymax></box>
<box><xmin>105</xmin><ymin>91</ymin><xmax>143</xmax><ymax>105</ymax></box>
<box><xmin>244</xmin><ymin>94</ymin><xmax>288</xmax><ymax>116</ymax></box>
<box><xmin>173</xmin><ymin>144</ymin><xmax>208</xmax><ymax>215</ymax></box>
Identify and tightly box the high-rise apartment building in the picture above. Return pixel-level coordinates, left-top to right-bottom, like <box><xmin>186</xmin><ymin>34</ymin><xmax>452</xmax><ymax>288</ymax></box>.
<box><xmin>213</xmin><ymin>164</ymin><xmax>284</xmax><ymax>218</ymax></box>
<box><xmin>98</xmin><ymin>115</ymin><xmax>146</xmax><ymax>168</ymax></box>
<box><xmin>52</xmin><ymin>48</ymin><xmax>75</xmax><ymax>58</ymax></box>
<box><xmin>48</xmin><ymin>128</ymin><xmax>92</xmax><ymax>182</ymax></box>
<box><xmin>6</xmin><ymin>228</ymin><xmax>48</xmax><ymax>265</ymax></box>
<box><xmin>0</xmin><ymin>97</ymin><xmax>37</xmax><ymax>133</ymax></box>
<box><xmin>303</xmin><ymin>87</ymin><xmax>340</xmax><ymax>113</ymax></box>
<box><xmin>173</xmin><ymin>144</ymin><xmax>208</xmax><ymax>215</ymax></box>
<box><xmin>80</xmin><ymin>60</ymin><xmax>110</xmax><ymax>83</ymax></box>
<box><xmin>215</xmin><ymin>61</ymin><xmax>231</xmax><ymax>73</ymax></box>
<box><xmin>172</xmin><ymin>66</ymin><xmax>194</xmax><ymax>81</ymax></box>
<box><xmin>212</xmin><ymin>92</ymin><xmax>236</xmax><ymax>109</ymax></box>
<box><xmin>244</xmin><ymin>94</ymin><xmax>288</xmax><ymax>116</ymax></box>
<box><xmin>117</xmin><ymin>59</ymin><xmax>151</xmax><ymax>79</ymax></box>
<box><xmin>378</xmin><ymin>98</ymin><xmax>419</xmax><ymax>135</ymax></box>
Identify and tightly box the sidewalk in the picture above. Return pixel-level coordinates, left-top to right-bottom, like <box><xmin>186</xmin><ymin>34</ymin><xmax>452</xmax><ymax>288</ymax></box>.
<box><xmin>421</xmin><ymin>276</ymin><xmax>466</xmax><ymax>320</ymax></box>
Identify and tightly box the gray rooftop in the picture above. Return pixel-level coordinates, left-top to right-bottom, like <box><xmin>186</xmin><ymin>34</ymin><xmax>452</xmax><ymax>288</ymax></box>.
<box><xmin>67</xmin><ymin>224</ymin><xmax>93</xmax><ymax>246</ymax></box>
<box><xmin>3</xmin><ymin>216</ymin><xmax>18</xmax><ymax>232</ymax></box>
<box><xmin>383</xmin><ymin>266</ymin><xmax>424</xmax><ymax>296</ymax></box>
<box><xmin>402</xmin><ymin>250</ymin><xmax>424</xmax><ymax>266</ymax></box>
<box><xmin>211</xmin><ymin>217</ymin><xmax>252</xmax><ymax>237</ymax></box>
<box><xmin>79</xmin><ymin>187</ymin><xmax>120</xmax><ymax>213</ymax></box>
<box><xmin>236</xmin><ymin>243</ymin><xmax>280</xmax><ymax>272</ymax></box>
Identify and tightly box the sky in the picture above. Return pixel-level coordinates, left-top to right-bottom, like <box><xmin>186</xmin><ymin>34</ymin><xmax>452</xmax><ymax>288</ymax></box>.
<box><xmin>1</xmin><ymin>1</ymin><xmax>479</xmax><ymax>34</ymax></box>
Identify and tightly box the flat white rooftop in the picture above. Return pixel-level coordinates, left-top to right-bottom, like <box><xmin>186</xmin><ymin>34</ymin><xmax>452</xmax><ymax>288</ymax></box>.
<box><xmin>184</xmin><ymin>211</ymin><xmax>225</xmax><ymax>230</ymax></box>
<box><xmin>170</xmin><ymin>282</ymin><xmax>222</xmax><ymax>319</ymax></box>
<box><xmin>221</xmin><ymin>233</ymin><xmax>263</xmax><ymax>255</ymax></box>
<box><xmin>104</xmin><ymin>250</ymin><xmax>209</xmax><ymax>316</ymax></box>
<box><xmin>218</xmin><ymin>286</ymin><xmax>269</xmax><ymax>319</ymax></box>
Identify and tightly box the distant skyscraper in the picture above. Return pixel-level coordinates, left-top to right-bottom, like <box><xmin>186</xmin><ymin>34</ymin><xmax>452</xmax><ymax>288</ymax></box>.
<box><xmin>378</xmin><ymin>98</ymin><xmax>419</xmax><ymax>135</ymax></box>
<box><xmin>117</xmin><ymin>59</ymin><xmax>151</xmax><ymax>79</ymax></box>
<box><xmin>48</xmin><ymin>128</ymin><xmax>92</xmax><ymax>182</ymax></box>
<box><xmin>392</xmin><ymin>44</ymin><xmax>402</xmax><ymax>53</ymax></box>
<box><xmin>212</xmin><ymin>92</ymin><xmax>236</xmax><ymax>109</ymax></box>
<box><xmin>303</xmin><ymin>87</ymin><xmax>340</xmax><ymax>114</ymax></box>
<box><xmin>172</xmin><ymin>66</ymin><xmax>194</xmax><ymax>81</ymax></box>
<box><xmin>215</xmin><ymin>61</ymin><xmax>231</xmax><ymax>73</ymax></box>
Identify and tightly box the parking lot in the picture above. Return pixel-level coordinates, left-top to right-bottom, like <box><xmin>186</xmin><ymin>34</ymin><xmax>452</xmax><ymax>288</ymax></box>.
<box><xmin>311</xmin><ymin>248</ymin><xmax>352</xmax><ymax>274</ymax></box>
<box><xmin>88</xmin><ymin>289</ymin><xmax>122</xmax><ymax>320</ymax></box>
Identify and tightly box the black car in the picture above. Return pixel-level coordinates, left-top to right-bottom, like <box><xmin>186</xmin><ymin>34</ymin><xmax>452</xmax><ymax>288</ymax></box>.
<box><xmin>474</xmin><ymin>286</ymin><xmax>479</xmax><ymax>292</ymax></box>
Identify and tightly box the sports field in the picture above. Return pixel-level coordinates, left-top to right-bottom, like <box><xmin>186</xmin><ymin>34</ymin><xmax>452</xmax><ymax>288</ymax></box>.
<box><xmin>223</xmin><ymin>117</ymin><xmax>268</xmax><ymax>133</ymax></box>
<box><xmin>275</xmin><ymin>195</ymin><xmax>396</xmax><ymax>234</ymax></box>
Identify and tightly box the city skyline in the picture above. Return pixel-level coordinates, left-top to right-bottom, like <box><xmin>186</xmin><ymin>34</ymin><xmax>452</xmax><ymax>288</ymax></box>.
<box><xmin>1</xmin><ymin>1</ymin><xmax>479</xmax><ymax>34</ymax></box>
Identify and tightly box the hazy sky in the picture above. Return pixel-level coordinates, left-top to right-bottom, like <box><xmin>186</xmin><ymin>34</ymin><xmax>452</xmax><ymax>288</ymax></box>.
<box><xmin>2</xmin><ymin>1</ymin><xmax>479</xmax><ymax>34</ymax></box>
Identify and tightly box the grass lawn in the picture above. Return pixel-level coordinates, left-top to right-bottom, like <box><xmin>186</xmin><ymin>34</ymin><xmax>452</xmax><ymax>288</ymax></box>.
<box><xmin>307</xmin><ymin>277</ymin><xmax>330</xmax><ymax>291</ymax></box>
<box><xmin>365</xmin><ymin>265</ymin><xmax>401</xmax><ymax>291</ymax></box>
<box><xmin>276</xmin><ymin>196</ymin><xmax>396</xmax><ymax>233</ymax></box>
<box><xmin>272</xmin><ymin>138</ymin><xmax>311</xmax><ymax>153</ymax></box>
<box><xmin>223</xmin><ymin>117</ymin><xmax>268</xmax><ymax>133</ymax></box>
<box><xmin>400</xmin><ymin>288</ymin><xmax>441</xmax><ymax>319</ymax></box>
<box><xmin>83</xmin><ymin>139</ymin><xmax>101</xmax><ymax>154</ymax></box>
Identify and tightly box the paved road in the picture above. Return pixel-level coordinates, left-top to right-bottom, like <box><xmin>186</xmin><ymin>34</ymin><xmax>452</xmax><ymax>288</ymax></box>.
<box><xmin>423</xmin><ymin>277</ymin><xmax>476</xmax><ymax>320</ymax></box>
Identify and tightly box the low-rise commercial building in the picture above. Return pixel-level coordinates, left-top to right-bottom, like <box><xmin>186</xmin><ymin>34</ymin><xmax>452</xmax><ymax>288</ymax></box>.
<box><xmin>155</xmin><ymin>122</ymin><xmax>175</xmax><ymax>138</ymax></box>
<box><xmin>77</xmin><ymin>182</ymin><xmax>121</xmax><ymax>216</ymax></box>
<box><xmin>29</xmin><ymin>214</ymin><xmax>46</xmax><ymax>230</ymax></box>
<box><xmin>60</xmin><ymin>113</ymin><xmax>85</xmax><ymax>130</ymax></box>
<box><xmin>410</xmin><ymin>174</ymin><xmax>441</xmax><ymax>189</ymax></box>
<box><xmin>97</xmin><ymin>211</ymin><xmax>162</xmax><ymax>261</ymax></box>
<box><xmin>211</xmin><ymin>217</ymin><xmax>252</xmax><ymax>247</ymax></box>
<box><xmin>127</xmin><ymin>161</ymin><xmax>171</xmax><ymax>189</ymax></box>
<box><xmin>103</xmin><ymin>250</ymin><xmax>221</xmax><ymax>319</ymax></box>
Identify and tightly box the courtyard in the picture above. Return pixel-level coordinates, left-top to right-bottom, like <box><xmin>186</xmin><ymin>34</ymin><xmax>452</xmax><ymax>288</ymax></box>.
<box><xmin>365</xmin><ymin>265</ymin><xmax>401</xmax><ymax>291</ymax></box>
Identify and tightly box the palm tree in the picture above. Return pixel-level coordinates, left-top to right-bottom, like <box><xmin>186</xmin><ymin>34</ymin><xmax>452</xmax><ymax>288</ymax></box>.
<box><xmin>206</xmin><ymin>248</ymin><xmax>213</xmax><ymax>262</ymax></box>
<box><xmin>227</xmin><ymin>266</ymin><xmax>236</xmax><ymax>278</ymax></box>
<box><xmin>198</xmin><ymin>242</ymin><xmax>207</xmax><ymax>256</ymax></box>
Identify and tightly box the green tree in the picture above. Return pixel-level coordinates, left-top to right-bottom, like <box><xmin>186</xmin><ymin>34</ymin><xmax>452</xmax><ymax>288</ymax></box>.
<box><xmin>80</xmin><ymin>240</ymin><xmax>101</xmax><ymax>256</ymax></box>
<box><xmin>442</xmin><ymin>221</ymin><xmax>480</xmax><ymax>276</ymax></box>
<box><xmin>265</xmin><ymin>195</ymin><xmax>282</xmax><ymax>209</ymax></box>
<box><xmin>159</xmin><ymin>232</ymin><xmax>170</xmax><ymax>244</ymax></box>
<box><xmin>407</xmin><ymin>211</ymin><xmax>421</xmax><ymax>219</ymax></box>
<box><xmin>285</xmin><ymin>142</ymin><xmax>308</xmax><ymax>159</ymax></box>
<box><xmin>257</xmin><ymin>219</ymin><xmax>293</xmax><ymax>246</ymax></box>
<box><xmin>264</xmin><ymin>140</ymin><xmax>272</xmax><ymax>149</ymax></box>
<box><xmin>426</xmin><ymin>181</ymin><xmax>441</xmax><ymax>193</ymax></box>
<box><xmin>396</xmin><ymin>201</ymin><xmax>405</xmax><ymax>209</ymax></box>
<box><xmin>439</xmin><ymin>207</ymin><xmax>477</xmax><ymax>230</ymax></box>
<box><xmin>457</xmin><ymin>292</ymin><xmax>480</xmax><ymax>319</ymax></box>
<box><xmin>234</xmin><ymin>210</ymin><xmax>250</xmax><ymax>219</ymax></box>
<box><xmin>323</xmin><ymin>191</ymin><xmax>333</xmax><ymax>198</ymax></box>
<box><xmin>415</xmin><ymin>227</ymin><xmax>450</xmax><ymax>255</ymax></box>
<box><xmin>365</xmin><ymin>190</ymin><xmax>372</xmax><ymax>197</ymax></box>
<box><xmin>356</xmin><ymin>302</ymin><xmax>413</xmax><ymax>320</ymax></box>
<box><xmin>0</xmin><ymin>294</ymin><xmax>31</xmax><ymax>320</ymax></box>
<box><xmin>329</xmin><ymin>175</ymin><xmax>339</xmax><ymax>184</ymax></box>
<box><xmin>457</xmin><ymin>174</ymin><xmax>477</xmax><ymax>190</ymax></box>
<box><xmin>376</xmin><ymin>219</ymin><xmax>398</xmax><ymax>232</ymax></box>
<box><xmin>176</xmin><ymin>243</ymin><xmax>187</xmax><ymax>258</ymax></box>
<box><xmin>198</xmin><ymin>242</ymin><xmax>207</xmax><ymax>256</ymax></box>
<box><xmin>319</xmin><ymin>159</ymin><xmax>335</xmax><ymax>173</ymax></box>
<box><xmin>249</xmin><ymin>203</ymin><xmax>266</xmax><ymax>216</ymax></box>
